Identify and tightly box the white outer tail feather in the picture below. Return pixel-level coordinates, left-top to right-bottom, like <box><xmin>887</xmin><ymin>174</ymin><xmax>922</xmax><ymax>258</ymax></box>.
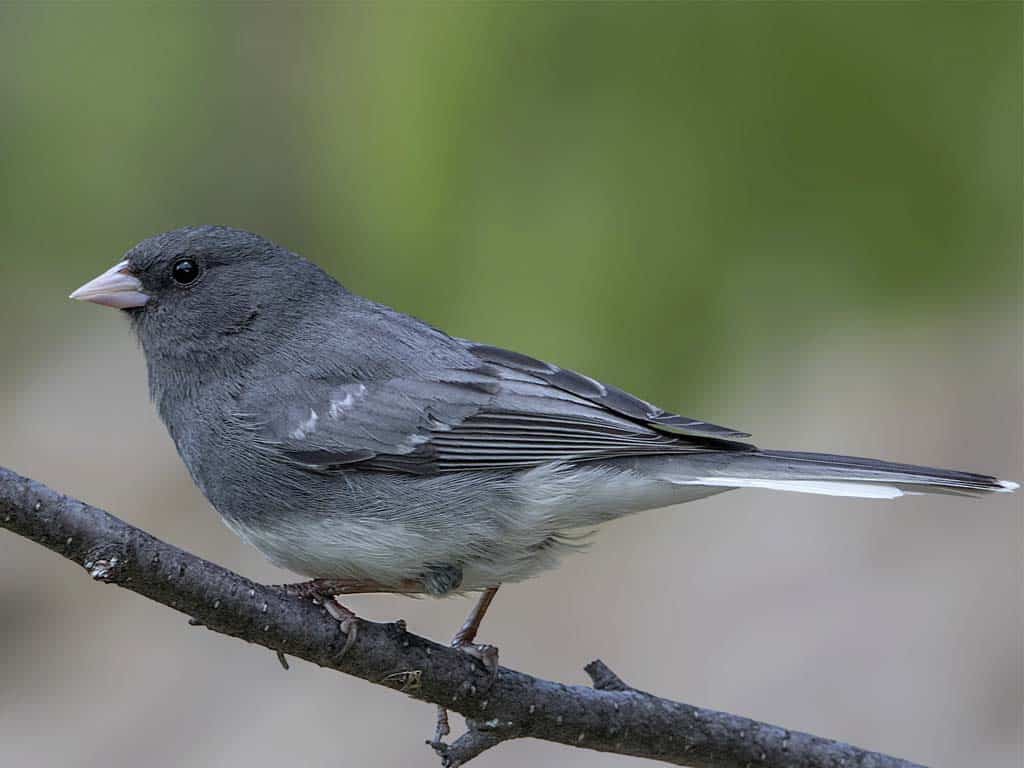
<box><xmin>674</xmin><ymin>477</ymin><xmax>909</xmax><ymax>499</ymax></box>
<box><xmin>673</xmin><ymin>477</ymin><xmax>1018</xmax><ymax>499</ymax></box>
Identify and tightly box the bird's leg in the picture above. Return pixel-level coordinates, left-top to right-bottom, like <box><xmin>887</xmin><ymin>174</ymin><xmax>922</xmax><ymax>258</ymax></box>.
<box><xmin>275</xmin><ymin>578</ymin><xmax>425</xmax><ymax>660</ymax></box>
<box><xmin>451</xmin><ymin>585</ymin><xmax>500</xmax><ymax>684</ymax></box>
<box><xmin>453</xmin><ymin>585</ymin><xmax>500</xmax><ymax>648</ymax></box>
<box><xmin>433</xmin><ymin>586</ymin><xmax>501</xmax><ymax>745</ymax></box>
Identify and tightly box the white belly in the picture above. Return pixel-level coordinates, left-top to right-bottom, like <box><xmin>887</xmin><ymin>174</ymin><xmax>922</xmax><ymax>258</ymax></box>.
<box><xmin>221</xmin><ymin>461</ymin><xmax>729</xmax><ymax>592</ymax></box>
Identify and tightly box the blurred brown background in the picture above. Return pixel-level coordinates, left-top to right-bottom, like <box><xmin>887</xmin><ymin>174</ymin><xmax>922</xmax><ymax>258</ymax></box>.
<box><xmin>0</xmin><ymin>3</ymin><xmax>1020</xmax><ymax>767</ymax></box>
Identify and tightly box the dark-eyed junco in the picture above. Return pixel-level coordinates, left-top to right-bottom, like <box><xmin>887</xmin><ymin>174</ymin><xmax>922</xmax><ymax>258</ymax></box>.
<box><xmin>70</xmin><ymin>226</ymin><xmax>1017</xmax><ymax>667</ymax></box>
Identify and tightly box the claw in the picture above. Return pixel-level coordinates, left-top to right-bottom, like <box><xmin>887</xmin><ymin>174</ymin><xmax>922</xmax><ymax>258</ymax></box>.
<box><xmin>321</xmin><ymin>596</ymin><xmax>359</xmax><ymax>659</ymax></box>
<box><xmin>336</xmin><ymin>617</ymin><xmax>359</xmax><ymax>659</ymax></box>
<box><xmin>433</xmin><ymin>704</ymin><xmax>452</xmax><ymax>744</ymax></box>
<box><xmin>280</xmin><ymin>582</ymin><xmax>360</xmax><ymax>660</ymax></box>
<box><xmin>457</xmin><ymin>642</ymin><xmax>500</xmax><ymax>691</ymax></box>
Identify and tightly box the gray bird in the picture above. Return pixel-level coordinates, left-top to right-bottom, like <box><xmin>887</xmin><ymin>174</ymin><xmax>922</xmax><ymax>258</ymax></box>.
<box><xmin>70</xmin><ymin>226</ymin><xmax>1017</xmax><ymax>681</ymax></box>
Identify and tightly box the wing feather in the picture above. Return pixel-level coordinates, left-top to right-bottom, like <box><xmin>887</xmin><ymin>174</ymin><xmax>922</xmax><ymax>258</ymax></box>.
<box><xmin>462</xmin><ymin>342</ymin><xmax>751</xmax><ymax>439</ymax></box>
<box><xmin>236</xmin><ymin>341</ymin><xmax>754</xmax><ymax>475</ymax></box>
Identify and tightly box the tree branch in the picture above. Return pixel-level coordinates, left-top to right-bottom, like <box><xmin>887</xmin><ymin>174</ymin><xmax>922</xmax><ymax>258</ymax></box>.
<box><xmin>0</xmin><ymin>465</ymin><xmax>926</xmax><ymax>768</ymax></box>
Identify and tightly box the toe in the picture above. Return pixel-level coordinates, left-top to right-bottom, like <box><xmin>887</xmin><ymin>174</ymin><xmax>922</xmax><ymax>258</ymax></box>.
<box><xmin>458</xmin><ymin>643</ymin><xmax>500</xmax><ymax>685</ymax></box>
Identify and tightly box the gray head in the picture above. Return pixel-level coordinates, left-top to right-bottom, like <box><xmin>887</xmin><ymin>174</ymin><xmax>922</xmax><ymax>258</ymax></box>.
<box><xmin>70</xmin><ymin>225</ymin><xmax>344</xmax><ymax>376</ymax></box>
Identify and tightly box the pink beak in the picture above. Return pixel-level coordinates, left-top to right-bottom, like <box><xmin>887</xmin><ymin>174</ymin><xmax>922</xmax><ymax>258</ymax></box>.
<box><xmin>69</xmin><ymin>260</ymin><xmax>150</xmax><ymax>309</ymax></box>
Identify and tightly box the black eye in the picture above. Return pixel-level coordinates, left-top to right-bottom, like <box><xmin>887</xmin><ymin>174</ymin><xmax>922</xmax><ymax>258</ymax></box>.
<box><xmin>171</xmin><ymin>258</ymin><xmax>201</xmax><ymax>285</ymax></box>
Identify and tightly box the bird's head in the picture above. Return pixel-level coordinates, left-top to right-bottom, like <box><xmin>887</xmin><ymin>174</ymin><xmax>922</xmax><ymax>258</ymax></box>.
<box><xmin>70</xmin><ymin>225</ymin><xmax>341</xmax><ymax>374</ymax></box>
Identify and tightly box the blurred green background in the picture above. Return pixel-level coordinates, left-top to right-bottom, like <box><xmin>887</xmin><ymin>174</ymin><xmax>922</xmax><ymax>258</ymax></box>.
<box><xmin>0</xmin><ymin>4</ymin><xmax>1020</xmax><ymax>768</ymax></box>
<box><xmin>2</xmin><ymin>2</ymin><xmax>1019</xmax><ymax>403</ymax></box>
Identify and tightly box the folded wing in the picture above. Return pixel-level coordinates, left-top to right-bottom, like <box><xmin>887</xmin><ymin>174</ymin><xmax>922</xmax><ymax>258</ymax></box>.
<box><xmin>235</xmin><ymin>342</ymin><xmax>754</xmax><ymax>475</ymax></box>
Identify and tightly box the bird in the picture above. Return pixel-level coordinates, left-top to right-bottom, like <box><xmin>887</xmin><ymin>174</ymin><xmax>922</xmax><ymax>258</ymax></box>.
<box><xmin>69</xmin><ymin>226</ymin><xmax>1017</xmax><ymax>714</ymax></box>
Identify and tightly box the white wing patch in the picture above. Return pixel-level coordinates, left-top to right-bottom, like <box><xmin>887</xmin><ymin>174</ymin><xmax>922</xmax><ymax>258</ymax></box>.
<box><xmin>289</xmin><ymin>382</ymin><xmax>371</xmax><ymax>441</ymax></box>
<box><xmin>327</xmin><ymin>383</ymin><xmax>367</xmax><ymax>419</ymax></box>
<box><xmin>290</xmin><ymin>408</ymin><xmax>320</xmax><ymax>440</ymax></box>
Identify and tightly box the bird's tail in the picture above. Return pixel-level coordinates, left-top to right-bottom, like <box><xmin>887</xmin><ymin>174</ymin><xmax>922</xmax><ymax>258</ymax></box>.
<box><xmin>666</xmin><ymin>449</ymin><xmax>1018</xmax><ymax>499</ymax></box>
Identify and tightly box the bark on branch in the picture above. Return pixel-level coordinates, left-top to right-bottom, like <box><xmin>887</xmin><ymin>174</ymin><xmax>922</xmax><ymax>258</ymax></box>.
<box><xmin>0</xmin><ymin>465</ymin><xmax>926</xmax><ymax>768</ymax></box>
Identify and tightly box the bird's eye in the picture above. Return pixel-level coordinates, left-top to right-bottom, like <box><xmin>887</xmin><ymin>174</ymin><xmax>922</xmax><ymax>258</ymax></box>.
<box><xmin>171</xmin><ymin>258</ymin><xmax>201</xmax><ymax>285</ymax></box>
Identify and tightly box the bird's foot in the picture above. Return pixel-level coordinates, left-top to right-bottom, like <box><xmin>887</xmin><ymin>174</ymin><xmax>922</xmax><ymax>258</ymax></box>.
<box><xmin>275</xmin><ymin>577</ymin><xmax>396</xmax><ymax>598</ymax></box>
<box><xmin>275</xmin><ymin>576</ymin><xmax>429</xmax><ymax>662</ymax></box>
<box><xmin>432</xmin><ymin>623</ymin><xmax>501</xmax><ymax>748</ymax></box>
<box><xmin>450</xmin><ymin>587</ymin><xmax>500</xmax><ymax>688</ymax></box>
<box><xmin>453</xmin><ymin>640</ymin><xmax>500</xmax><ymax>686</ymax></box>
<box><xmin>275</xmin><ymin>579</ymin><xmax>361</xmax><ymax>658</ymax></box>
<box><xmin>322</xmin><ymin>595</ymin><xmax>359</xmax><ymax>659</ymax></box>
